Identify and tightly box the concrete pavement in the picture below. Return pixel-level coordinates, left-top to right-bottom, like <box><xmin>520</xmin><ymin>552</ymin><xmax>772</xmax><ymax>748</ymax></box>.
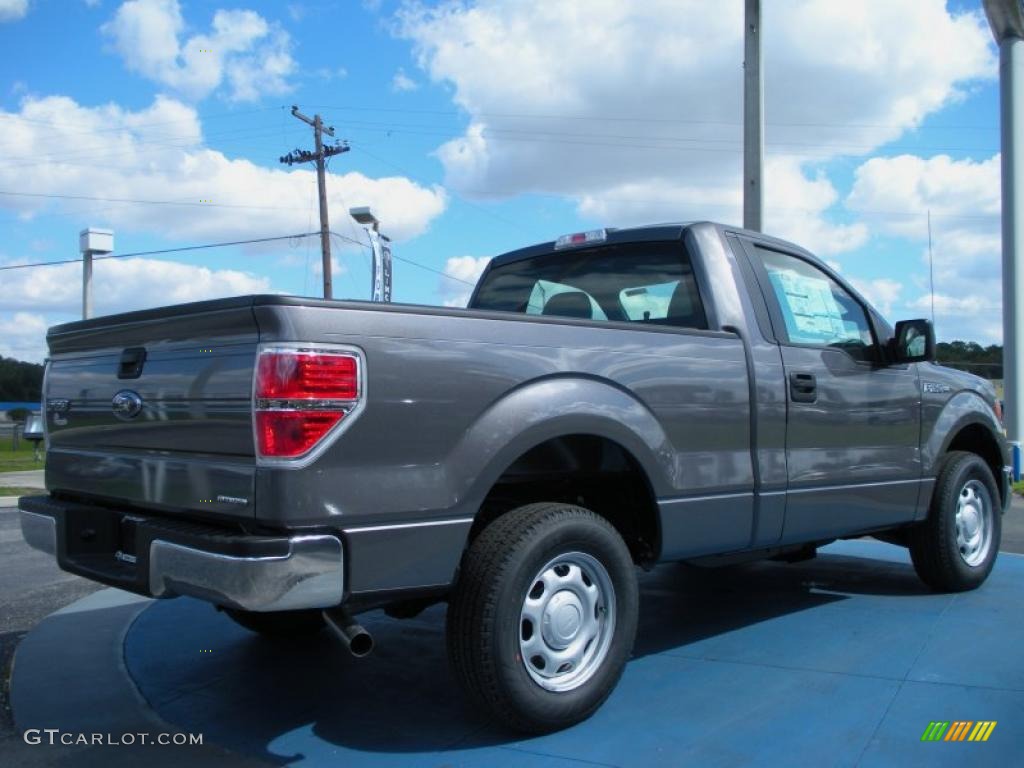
<box><xmin>10</xmin><ymin>539</ymin><xmax>1024</xmax><ymax>768</ymax></box>
<box><xmin>0</xmin><ymin>497</ymin><xmax>99</xmax><ymax>762</ymax></box>
<box><xmin>0</xmin><ymin>470</ymin><xmax>44</xmax><ymax>489</ymax></box>
<box><xmin>1</xmin><ymin>485</ymin><xmax>1022</xmax><ymax>766</ymax></box>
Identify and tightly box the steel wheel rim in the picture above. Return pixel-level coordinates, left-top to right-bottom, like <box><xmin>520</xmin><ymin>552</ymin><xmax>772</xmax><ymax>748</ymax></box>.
<box><xmin>519</xmin><ymin>551</ymin><xmax>616</xmax><ymax>692</ymax></box>
<box><xmin>955</xmin><ymin>479</ymin><xmax>993</xmax><ymax>567</ymax></box>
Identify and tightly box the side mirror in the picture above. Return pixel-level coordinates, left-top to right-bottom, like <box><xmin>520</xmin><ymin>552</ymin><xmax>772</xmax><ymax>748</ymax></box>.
<box><xmin>893</xmin><ymin>319</ymin><xmax>935</xmax><ymax>364</ymax></box>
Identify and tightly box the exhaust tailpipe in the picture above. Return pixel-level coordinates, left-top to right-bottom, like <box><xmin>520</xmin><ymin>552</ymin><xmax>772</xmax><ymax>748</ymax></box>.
<box><xmin>322</xmin><ymin>606</ymin><xmax>373</xmax><ymax>657</ymax></box>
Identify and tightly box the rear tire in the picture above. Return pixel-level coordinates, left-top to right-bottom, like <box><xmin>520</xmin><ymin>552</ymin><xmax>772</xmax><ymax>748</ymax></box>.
<box><xmin>447</xmin><ymin>502</ymin><xmax>638</xmax><ymax>734</ymax></box>
<box><xmin>909</xmin><ymin>451</ymin><xmax>1002</xmax><ymax>592</ymax></box>
<box><xmin>223</xmin><ymin>607</ymin><xmax>326</xmax><ymax>638</ymax></box>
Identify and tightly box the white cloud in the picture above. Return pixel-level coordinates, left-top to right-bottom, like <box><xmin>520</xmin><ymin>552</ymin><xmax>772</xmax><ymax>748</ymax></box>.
<box><xmin>574</xmin><ymin>157</ymin><xmax>867</xmax><ymax>257</ymax></box>
<box><xmin>316</xmin><ymin>66</ymin><xmax>348</xmax><ymax>81</ymax></box>
<box><xmin>391</xmin><ymin>68</ymin><xmax>418</xmax><ymax>92</ymax></box>
<box><xmin>102</xmin><ymin>0</ymin><xmax>297</xmax><ymax>102</ymax></box>
<box><xmin>846</xmin><ymin>154</ymin><xmax>1000</xmax><ymax>241</ymax></box>
<box><xmin>849</xmin><ymin>277</ymin><xmax>902</xmax><ymax>317</ymax></box>
<box><xmin>0</xmin><ymin>258</ymin><xmax>274</xmax><ymax>361</ymax></box>
<box><xmin>0</xmin><ymin>0</ymin><xmax>28</xmax><ymax>22</ymax></box>
<box><xmin>397</xmin><ymin>0</ymin><xmax>993</xmax><ymax>252</ymax></box>
<box><xmin>846</xmin><ymin>152</ymin><xmax>1001</xmax><ymax>341</ymax></box>
<box><xmin>439</xmin><ymin>255</ymin><xmax>489</xmax><ymax>306</ymax></box>
<box><xmin>0</xmin><ymin>95</ymin><xmax>448</xmax><ymax>246</ymax></box>
<box><xmin>0</xmin><ymin>312</ymin><xmax>47</xmax><ymax>361</ymax></box>
<box><xmin>0</xmin><ymin>257</ymin><xmax>272</xmax><ymax>315</ymax></box>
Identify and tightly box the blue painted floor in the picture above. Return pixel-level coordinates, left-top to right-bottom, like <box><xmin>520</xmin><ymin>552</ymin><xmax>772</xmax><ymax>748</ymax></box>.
<box><xmin>124</xmin><ymin>540</ymin><xmax>1024</xmax><ymax>767</ymax></box>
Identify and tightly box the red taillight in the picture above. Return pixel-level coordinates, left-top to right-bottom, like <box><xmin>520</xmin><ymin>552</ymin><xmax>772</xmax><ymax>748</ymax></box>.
<box><xmin>256</xmin><ymin>411</ymin><xmax>343</xmax><ymax>458</ymax></box>
<box><xmin>256</xmin><ymin>352</ymin><xmax>358</xmax><ymax>400</ymax></box>
<box><xmin>995</xmin><ymin>399</ymin><xmax>1004</xmax><ymax>425</ymax></box>
<box><xmin>254</xmin><ymin>347</ymin><xmax>361</xmax><ymax>460</ymax></box>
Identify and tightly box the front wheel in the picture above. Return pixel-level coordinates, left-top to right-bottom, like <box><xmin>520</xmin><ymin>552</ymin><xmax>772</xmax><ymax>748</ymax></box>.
<box><xmin>447</xmin><ymin>503</ymin><xmax>639</xmax><ymax>734</ymax></box>
<box><xmin>909</xmin><ymin>451</ymin><xmax>1002</xmax><ymax>592</ymax></box>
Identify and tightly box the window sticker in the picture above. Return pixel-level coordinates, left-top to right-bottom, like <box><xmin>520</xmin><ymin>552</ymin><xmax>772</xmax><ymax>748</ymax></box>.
<box><xmin>768</xmin><ymin>269</ymin><xmax>845</xmax><ymax>343</ymax></box>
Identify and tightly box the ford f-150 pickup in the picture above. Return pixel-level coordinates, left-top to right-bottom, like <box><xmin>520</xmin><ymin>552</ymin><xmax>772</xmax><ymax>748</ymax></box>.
<box><xmin>19</xmin><ymin>221</ymin><xmax>1011</xmax><ymax>733</ymax></box>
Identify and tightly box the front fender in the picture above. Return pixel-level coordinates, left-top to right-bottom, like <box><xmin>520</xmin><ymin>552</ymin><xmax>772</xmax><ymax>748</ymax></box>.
<box><xmin>922</xmin><ymin>390</ymin><xmax>1007</xmax><ymax>476</ymax></box>
<box><xmin>445</xmin><ymin>374</ymin><xmax>674</xmax><ymax>515</ymax></box>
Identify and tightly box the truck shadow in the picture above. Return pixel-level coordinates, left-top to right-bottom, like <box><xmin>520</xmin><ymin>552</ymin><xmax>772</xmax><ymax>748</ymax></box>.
<box><xmin>124</xmin><ymin>545</ymin><xmax>938</xmax><ymax>763</ymax></box>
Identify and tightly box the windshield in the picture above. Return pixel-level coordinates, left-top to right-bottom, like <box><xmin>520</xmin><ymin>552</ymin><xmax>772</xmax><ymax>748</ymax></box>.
<box><xmin>470</xmin><ymin>241</ymin><xmax>708</xmax><ymax>330</ymax></box>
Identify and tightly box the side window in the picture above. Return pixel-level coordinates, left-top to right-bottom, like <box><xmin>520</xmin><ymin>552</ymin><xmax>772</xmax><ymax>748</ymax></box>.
<box><xmin>755</xmin><ymin>246</ymin><xmax>876</xmax><ymax>361</ymax></box>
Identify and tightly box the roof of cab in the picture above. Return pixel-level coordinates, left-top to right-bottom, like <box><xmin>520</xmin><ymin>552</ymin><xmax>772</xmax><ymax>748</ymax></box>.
<box><xmin>486</xmin><ymin>221</ymin><xmax>816</xmax><ymax>269</ymax></box>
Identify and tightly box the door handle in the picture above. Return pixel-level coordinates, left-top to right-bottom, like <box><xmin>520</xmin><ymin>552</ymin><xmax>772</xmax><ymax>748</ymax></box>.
<box><xmin>118</xmin><ymin>347</ymin><xmax>147</xmax><ymax>379</ymax></box>
<box><xmin>789</xmin><ymin>372</ymin><xmax>817</xmax><ymax>403</ymax></box>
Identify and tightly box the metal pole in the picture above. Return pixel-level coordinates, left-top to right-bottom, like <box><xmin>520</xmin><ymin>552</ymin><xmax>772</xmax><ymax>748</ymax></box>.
<box><xmin>743</xmin><ymin>0</ymin><xmax>764</xmax><ymax>232</ymax></box>
<box><xmin>1000</xmin><ymin>35</ymin><xmax>1024</xmax><ymax>443</ymax></box>
<box><xmin>927</xmin><ymin>210</ymin><xmax>936</xmax><ymax>328</ymax></box>
<box><xmin>313</xmin><ymin>115</ymin><xmax>333</xmax><ymax>300</ymax></box>
<box><xmin>82</xmin><ymin>250</ymin><xmax>93</xmax><ymax>320</ymax></box>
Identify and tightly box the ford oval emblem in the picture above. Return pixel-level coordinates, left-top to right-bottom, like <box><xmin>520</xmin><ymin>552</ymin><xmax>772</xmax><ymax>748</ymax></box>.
<box><xmin>112</xmin><ymin>390</ymin><xmax>144</xmax><ymax>421</ymax></box>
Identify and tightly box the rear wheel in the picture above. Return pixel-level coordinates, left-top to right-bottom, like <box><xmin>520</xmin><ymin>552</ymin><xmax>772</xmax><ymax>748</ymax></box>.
<box><xmin>222</xmin><ymin>607</ymin><xmax>326</xmax><ymax>638</ymax></box>
<box><xmin>447</xmin><ymin>502</ymin><xmax>638</xmax><ymax>734</ymax></box>
<box><xmin>909</xmin><ymin>451</ymin><xmax>1002</xmax><ymax>592</ymax></box>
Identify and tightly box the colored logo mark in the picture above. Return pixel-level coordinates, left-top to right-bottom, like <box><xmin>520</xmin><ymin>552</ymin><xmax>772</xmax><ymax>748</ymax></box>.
<box><xmin>921</xmin><ymin>721</ymin><xmax>997</xmax><ymax>742</ymax></box>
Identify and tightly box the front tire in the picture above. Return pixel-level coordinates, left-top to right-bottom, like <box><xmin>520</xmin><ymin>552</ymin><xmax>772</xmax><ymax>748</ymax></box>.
<box><xmin>447</xmin><ymin>503</ymin><xmax>638</xmax><ymax>734</ymax></box>
<box><xmin>909</xmin><ymin>451</ymin><xmax>1002</xmax><ymax>592</ymax></box>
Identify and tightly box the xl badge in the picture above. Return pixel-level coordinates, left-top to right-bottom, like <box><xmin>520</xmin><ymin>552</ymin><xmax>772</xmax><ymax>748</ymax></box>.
<box><xmin>112</xmin><ymin>390</ymin><xmax>144</xmax><ymax>421</ymax></box>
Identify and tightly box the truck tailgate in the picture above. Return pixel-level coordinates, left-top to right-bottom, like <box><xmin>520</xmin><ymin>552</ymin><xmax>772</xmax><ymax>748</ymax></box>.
<box><xmin>44</xmin><ymin>298</ymin><xmax>259</xmax><ymax>520</ymax></box>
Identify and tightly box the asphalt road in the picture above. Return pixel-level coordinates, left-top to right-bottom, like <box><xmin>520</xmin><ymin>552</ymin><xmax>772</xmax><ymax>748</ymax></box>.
<box><xmin>0</xmin><ymin>496</ymin><xmax>99</xmax><ymax>756</ymax></box>
<box><xmin>1</xmin><ymin>478</ymin><xmax>1022</xmax><ymax>765</ymax></box>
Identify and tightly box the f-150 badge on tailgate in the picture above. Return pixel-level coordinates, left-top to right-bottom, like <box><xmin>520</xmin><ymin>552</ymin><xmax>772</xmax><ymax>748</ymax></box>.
<box><xmin>112</xmin><ymin>390</ymin><xmax>143</xmax><ymax>421</ymax></box>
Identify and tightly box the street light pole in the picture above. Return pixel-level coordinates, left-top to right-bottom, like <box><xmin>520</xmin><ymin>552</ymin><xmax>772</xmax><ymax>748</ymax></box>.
<box><xmin>984</xmin><ymin>0</ymin><xmax>1024</xmax><ymax>468</ymax></box>
<box><xmin>78</xmin><ymin>228</ymin><xmax>113</xmax><ymax>320</ymax></box>
<box><xmin>350</xmin><ymin>207</ymin><xmax>392</xmax><ymax>303</ymax></box>
<box><xmin>743</xmin><ymin>0</ymin><xmax>764</xmax><ymax>232</ymax></box>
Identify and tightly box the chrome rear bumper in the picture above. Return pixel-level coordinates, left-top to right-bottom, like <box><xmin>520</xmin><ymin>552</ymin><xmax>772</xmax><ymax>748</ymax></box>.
<box><xmin>19</xmin><ymin>504</ymin><xmax>343</xmax><ymax>612</ymax></box>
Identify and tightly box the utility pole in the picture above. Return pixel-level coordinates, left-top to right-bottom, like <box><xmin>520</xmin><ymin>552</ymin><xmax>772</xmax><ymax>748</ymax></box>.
<box><xmin>743</xmin><ymin>0</ymin><xmax>764</xmax><ymax>232</ymax></box>
<box><xmin>280</xmin><ymin>106</ymin><xmax>349</xmax><ymax>299</ymax></box>
<box><xmin>984</xmin><ymin>0</ymin><xmax>1024</xmax><ymax>474</ymax></box>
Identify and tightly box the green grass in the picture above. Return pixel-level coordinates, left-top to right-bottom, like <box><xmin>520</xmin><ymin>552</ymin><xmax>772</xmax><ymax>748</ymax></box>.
<box><xmin>0</xmin><ymin>486</ymin><xmax>40</xmax><ymax>497</ymax></box>
<box><xmin>1014</xmin><ymin>480</ymin><xmax>1024</xmax><ymax>497</ymax></box>
<box><xmin>0</xmin><ymin>435</ymin><xmax>44</xmax><ymax>473</ymax></box>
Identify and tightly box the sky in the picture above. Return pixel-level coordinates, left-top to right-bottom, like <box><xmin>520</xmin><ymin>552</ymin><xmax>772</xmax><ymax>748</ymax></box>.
<box><xmin>0</xmin><ymin>0</ymin><xmax>1006</xmax><ymax>362</ymax></box>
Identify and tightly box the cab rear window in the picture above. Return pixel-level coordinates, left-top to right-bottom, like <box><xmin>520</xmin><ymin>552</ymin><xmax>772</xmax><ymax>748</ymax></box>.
<box><xmin>471</xmin><ymin>242</ymin><xmax>708</xmax><ymax>330</ymax></box>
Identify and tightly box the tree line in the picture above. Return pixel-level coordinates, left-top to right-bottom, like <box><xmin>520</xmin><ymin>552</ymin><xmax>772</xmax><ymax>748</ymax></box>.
<box><xmin>935</xmin><ymin>341</ymin><xmax>1003</xmax><ymax>380</ymax></box>
<box><xmin>0</xmin><ymin>356</ymin><xmax>44</xmax><ymax>402</ymax></box>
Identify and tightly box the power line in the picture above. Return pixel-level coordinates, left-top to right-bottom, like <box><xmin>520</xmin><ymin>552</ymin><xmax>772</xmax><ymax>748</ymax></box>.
<box><xmin>0</xmin><ymin>232</ymin><xmax>321</xmax><ymax>272</ymax></box>
<box><xmin>391</xmin><ymin>253</ymin><xmax>477</xmax><ymax>286</ymax></box>
<box><xmin>0</xmin><ymin>123</ymin><xmax>293</xmax><ymax>170</ymax></box>
<box><xmin>349</xmin><ymin>144</ymin><xmax>538</xmax><ymax>238</ymax></box>
<box><xmin>329</xmin><ymin>230</ymin><xmax>476</xmax><ymax>287</ymax></box>
<box><xmin>0</xmin><ymin>177</ymin><xmax>999</xmax><ymax>226</ymax></box>
<box><xmin>307</xmin><ymin>103</ymin><xmax>1000</xmax><ymax>132</ymax></box>
<box><xmin>0</xmin><ymin>189</ymin><xmax>308</xmax><ymax>212</ymax></box>
<box><xmin>0</xmin><ymin>105</ymin><xmax>285</xmax><ymax>140</ymax></box>
<box><xmin>329</xmin><ymin>116</ymin><xmax>998</xmax><ymax>156</ymax></box>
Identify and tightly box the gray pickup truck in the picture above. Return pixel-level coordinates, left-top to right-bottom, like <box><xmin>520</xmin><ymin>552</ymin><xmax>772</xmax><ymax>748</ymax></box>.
<box><xmin>20</xmin><ymin>222</ymin><xmax>1010</xmax><ymax>733</ymax></box>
